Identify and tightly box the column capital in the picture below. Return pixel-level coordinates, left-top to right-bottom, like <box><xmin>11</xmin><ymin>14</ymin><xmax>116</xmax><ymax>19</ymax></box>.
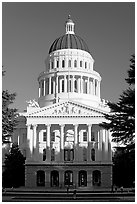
<box><xmin>87</xmin><ymin>124</ymin><xmax>92</xmax><ymax>127</ymax></box>
<box><xmin>46</xmin><ymin>124</ymin><xmax>51</xmax><ymax>127</ymax></box>
<box><xmin>73</xmin><ymin>124</ymin><xmax>79</xmax><ymax>127</ymax></box>
<box><xmin>59</xmin><ymin>124</ymin><xmax>65</xmax><ymax>128</ymax></box>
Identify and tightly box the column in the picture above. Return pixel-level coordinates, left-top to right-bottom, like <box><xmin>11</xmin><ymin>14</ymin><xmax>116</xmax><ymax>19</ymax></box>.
<box><xmin>81</xmin><ymin>76</ymin><xmax>83</xmax><ymax>93</ymax></box>
<box><xmin>99</xmin><ymin>129</ymin><xmax>103</xmax><ymax>160</ymax></box>
<box><xmin>72</xmin><ymin>75</ymin><xmax>74</xmax><ymax>92</ymax></box>
<box><xmin>27</xmin><ymin>124</ymin><xmax>33</xmax><ymax>157</ymax></box>
<box><xmin>78</xmin><ymin>77</ymin><xmax>81</xmax><ymax>93</ymax></box>
<box><xmin>46</xmin><ymin>124</ymin><xmax>51</xmax><ymax>161</ymax></box>
<box><xmin>44</xmin><ymin>78</ymin><xmax>46</xmax><ymax>96</ymax></box>
<box><xmin>60</xmin><ymin>78</ymin><xmax>62</xmax><ymax>93</ymax></box>
<box><xmin>38</xmin><ymin>82</ymin><xmax>41</xmax><ymax>98</ymax></box>
<box><xmin>88</xmin><ymin>124</ymin><xmax>92</xmax><ymax>161</ymax></box>
<box><xmin>98</xmin><ymin>81</ymin><xmax>100</xmax><ymax>98</ymax></box>
<box><xmin>88</xmin><ymin>124</ymin><xmax>92</xmax><ymax>143</ymax></box>
<box><xmin>93</xmin><ymin>79</ymin><xmax>95</xmax><ymax>95</ymax></box>
<box><xmin>49</xmin><ymin>77</ymin><xmax>51</xmax><ymax>94</ymax></box>
<box><xmin>74</xmin><ymin>124</ymin><xmax>78</xmax><ymax>145</ymax></box>
<box><xmin>87</xmin><ymin>77</ymin><xmax>90</xmax><ymax>94</ymax></box>
<box><xmin>64</xmin><ymin>75</ymin><xmax>67</xmax><ymax>92</ymax></box>
<box><xmin>74</xmin><ymin>124</ymin><xmax>78</xmax><ymax>162</ymax></box>
<box><xmin>60</xmin><ymin>124</ymin><xmax>65</xmax><ymax>161</ymax></box>
<box><xmin>47</xmin><ymin>124</ymin><xmax>51</xmax><ymax>148</ymax></box>
<box><xmin>33</xmin><ymin>124</ymin><xmax>37</xmax><ymax>149</ymax></box>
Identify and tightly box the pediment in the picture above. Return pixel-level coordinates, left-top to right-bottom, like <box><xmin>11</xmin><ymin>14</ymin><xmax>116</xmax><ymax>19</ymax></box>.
<box><xmin>26</xmin><ymin>100</ymin><xmax>106</xmax><ymax>118</ymax></box>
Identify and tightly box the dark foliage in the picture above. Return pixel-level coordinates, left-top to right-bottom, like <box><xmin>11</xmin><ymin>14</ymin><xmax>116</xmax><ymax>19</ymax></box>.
<box><xmin>101</xmin><ymin>55</ymin><xmax>135</xmax><ymax>150</ymax></box>
<box><xmin>113</xmin><ymin>147</ymin><xmax>135</xmax><ymax>187</ymax></box>
<box><xmin>3</xmin><ymin>143</ymin><xmax>25</xmax><ymax>188</ymax></box>
<box><xmin>2</xmin><ymin>70</ymin><xmax>18</xmax><ymax>143</ymax></box>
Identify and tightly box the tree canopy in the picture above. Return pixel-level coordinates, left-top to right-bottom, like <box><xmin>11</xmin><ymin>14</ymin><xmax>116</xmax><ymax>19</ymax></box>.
<box><xmin>101</xmin><ymin>55</ymin><xmax>135</xmax><ymax>150</ymax></box>
<box><xmin>2</xmin><ymin>70</ymin><xmax>18</xmax><ymax>144</ymax></box>
<box><xmin>3</xmin><ymin>143</ymin><xmax>25</xmax><ymax>187</ymax></box>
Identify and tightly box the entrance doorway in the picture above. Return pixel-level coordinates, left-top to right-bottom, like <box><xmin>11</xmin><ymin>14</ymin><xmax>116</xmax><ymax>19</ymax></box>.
<box><xmin>64</xmin><ymin>171</ymin><xmax>73</xmax><ymax>186</ymax></box>
<box><xmin>51</xmin><ymin>170</ymin><xmax>59</xmax><ymax>187</ymax></box>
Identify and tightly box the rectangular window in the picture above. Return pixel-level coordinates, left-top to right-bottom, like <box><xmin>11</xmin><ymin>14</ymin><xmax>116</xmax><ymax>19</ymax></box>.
<box><xmin>83</xmin><ymin>132</ymin><xmax>87</xmax><ymax>142</ymax></box>
<box><xmin>64</xmin><ymin>149</ymin><xmax>74</xmax><ymax>161</ymax></box>
<box><xmin>43</xmin><ymin>132</ymin><xmax>47</xmax><ymax>142</ymax></box>
<box><xmin>43</xmin><ymin>149</ymin><xmax>46</xmax><ymax>161</ymax></box>
<box><xmin>91</xmin><ymin>132</ymin><xmax>95</xmax><ymax>141</ymax></box>
<box><xmin>51</xmin><ymin>132</ymin><xmax>55</xmax><ymax>142</ymax></box>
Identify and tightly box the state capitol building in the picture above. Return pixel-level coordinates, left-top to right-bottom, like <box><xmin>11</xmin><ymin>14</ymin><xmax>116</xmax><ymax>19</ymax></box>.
<box><xmin>12</xmin><ymin>16</ymin><xmax>112</xmax><ymax>189</ymax></box>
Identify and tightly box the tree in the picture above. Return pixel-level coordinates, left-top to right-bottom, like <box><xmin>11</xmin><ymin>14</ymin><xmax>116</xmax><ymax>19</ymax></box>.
<box><xmin>2</xmin><ymin>70</ymin><xmax>18</xmax><ymax>144</ymax></box>
<box><xmin>2</xmin><ymin>143</ymin><xmax>25</xmax><ymax>187</ymax></box>
<box><xmin>101</xmin><ymin>55</ymin><xmax>135</xmax><ymax>150</ymax></box>
<box><xmin>113</xmin><ymin>147</ymin><xmax>135</xmax><ymax>187</ymax></box>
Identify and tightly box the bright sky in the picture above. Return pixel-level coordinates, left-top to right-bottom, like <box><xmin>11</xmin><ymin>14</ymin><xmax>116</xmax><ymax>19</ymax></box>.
<box><xmin>2</xmin><ymin>2</ymin><xmax>135</xmax><ymax>112</ymax></box>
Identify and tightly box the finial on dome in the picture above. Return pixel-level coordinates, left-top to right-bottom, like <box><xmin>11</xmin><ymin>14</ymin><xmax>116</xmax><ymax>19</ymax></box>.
<box><xmin>65</xmin><ymin>15</ymin><xmax>75</xmax><ymax>34</ymax></box>
<box><xmin>68</xmin><ymin>14</ymin><xmax>71</xmax><ymax>19</ymax></box>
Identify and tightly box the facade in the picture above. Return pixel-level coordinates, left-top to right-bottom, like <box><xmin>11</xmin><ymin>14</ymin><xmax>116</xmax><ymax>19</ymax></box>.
<box><xmin>13</xmin><ymin>16</ymin><xmax>112</xmax><ymax>189</ymax></box>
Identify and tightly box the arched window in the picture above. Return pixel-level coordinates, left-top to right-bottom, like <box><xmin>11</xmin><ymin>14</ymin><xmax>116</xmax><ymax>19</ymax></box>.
<box><xmin>62</xmin><ymin>60</ymin><xmax>65</xmax><ymax>68</ymax></box>
<box><xmin>56</xmin><ymin>60</ymin><xmax>59</xmax><ymax>68</ymax></box>
<box><xmin>62</xmin><ymin>79</ymin><xmax>64</xmax><ymax>92</ymax></box>
<box><xmin>93</xmin><ymin>170</ymin><xmax>101</xmax><ymax>186</ymax></box>
<box><xmin>64</xmin><ymin>171</ymin><xmax>73</xmax><ymax>186</ymax></box>
<box><xmin>68</xmin><ymin>60</ymin><xmax>71</xmax><ymax>67</ymax></box>
<box><xmin>74</xmin><ymin>60</ymin><xmax>77</xmax><ymax>67</ymax></box>
<box><xmin>74</xmin><ymin>79</ymin><xmax>78</xmax><ymax>92</ymax></box>
<box><xmin>51</xmin><ymin>148</ymin><xmax>55</xmax><ymax>161</ymax></box>
<box><xmin>43</xmin><ymin>149</ymin><xmax>46</xmax><ymax>161</ymax></box>
<box><xmin>51</xmin><ymin>171</ymin><xmax>59</xmax><ymax>187</ymax></box>
<box><xmin>85</xmin><ymin>62</ymin><xmax>87</xmax><ymax>68</ymax></box>
<box><xmin>83</xmin><ymin>147</ymin><xmax>87</xmax><ymax>161</ymax></box>
<box><xmin>80</xmin><ymin>61</ymin><xmax>82</xmax><ymax>67</ymax></box>
<box><xmin>37</xmin><ymin>170</ymin><xmax>45</xmax><ymax>186</ymax></box>
<box><xmin>91</xmin><ymin>148</ymin><xmax>95</xmax><ymax>161</ymax></box>
<box><xmin>79</xmin><ymin>170</ymin><xmax>87</xmax><ymax>187</ymax></box>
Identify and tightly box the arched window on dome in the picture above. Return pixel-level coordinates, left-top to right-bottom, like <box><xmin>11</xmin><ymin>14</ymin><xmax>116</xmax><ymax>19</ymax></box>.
<box><xmin>85</xmin><ymin>62</ymin><xmax>87</xmax><ymax>69</ymax></box>
<box><xmin>68</xmin><ymin>60</ymin><xmax>71</xmax><ymax>67</ymax></box>
<box><xmin>74</xmin><ymin>60</ymin><xmax>77</xmax><ymax>68</ymax></box>
<box><xmin>74</xmin><ymin>79</ymin><xmax>78</xmax><ymax>92</ymax></box>
<box><xmin>62</xmin><ymin>60</ymin><xmax>65</xmax><ymax>68</ymax></box>
<box><xmin>56</xmin><ymin>60</ymin><xmax>59</xmax><ymax>68</ymax></box>
<box><xmin>80</xmin><ymin>61</ymin><xmax>82</xmax><ymax>67</ymax></box>
<box><xmin>91</xmin><ymin>148</ymin><xmax>95</xmax><ymax>161</ymax></box>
